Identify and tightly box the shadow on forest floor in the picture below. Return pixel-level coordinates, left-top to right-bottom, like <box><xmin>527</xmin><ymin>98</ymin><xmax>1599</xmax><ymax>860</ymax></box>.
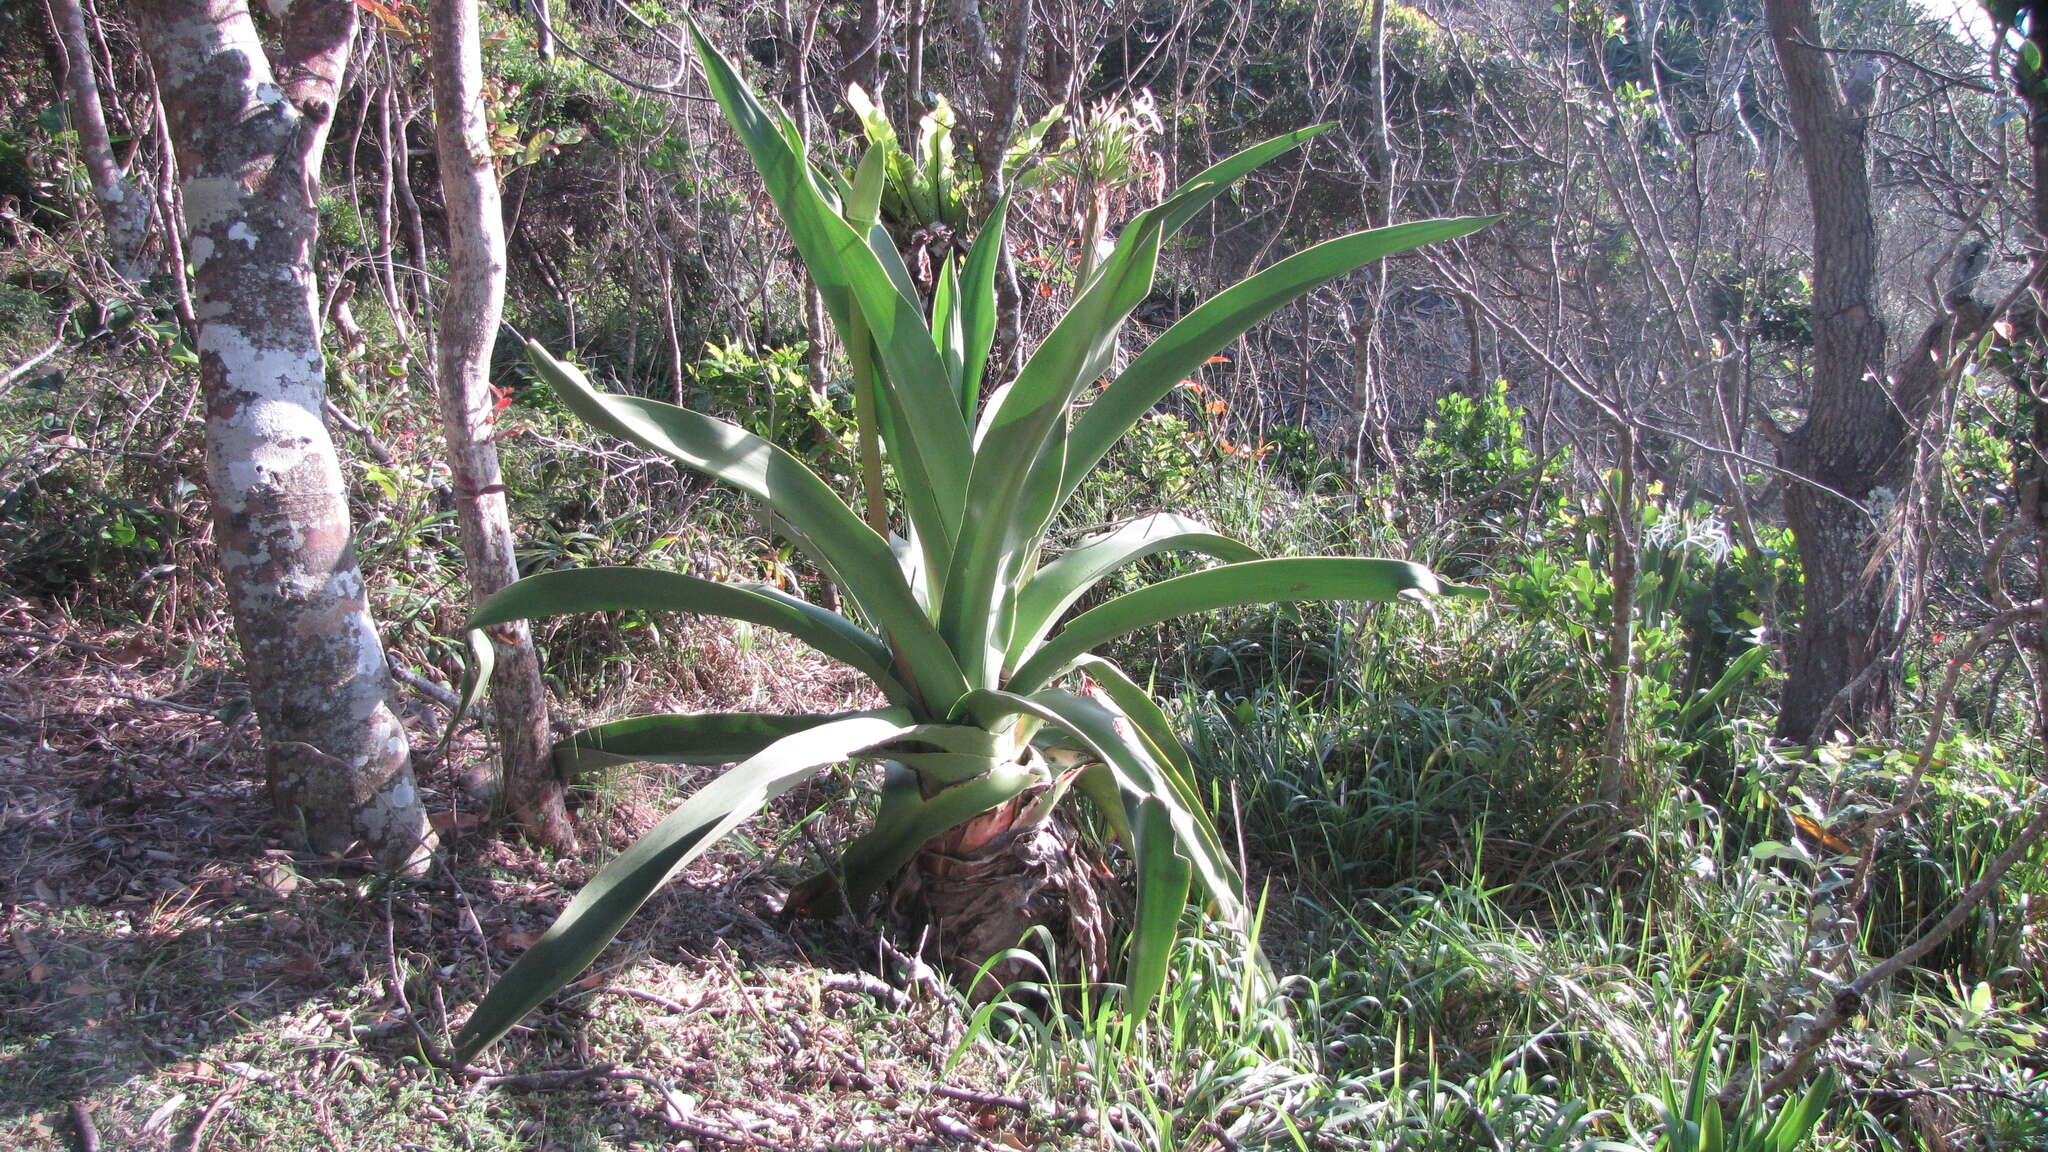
<box><xmin>0</xmin><ymin>600</ymin><xmax>1057</xmax><ymax>1151</ymax></box>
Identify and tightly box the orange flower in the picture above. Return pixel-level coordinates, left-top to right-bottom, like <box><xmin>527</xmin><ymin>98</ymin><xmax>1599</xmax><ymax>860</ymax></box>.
<box><xmin>1204</xmin><ymin>398</ymin><xmax>1227</xmax><ymax>416</ymax></box>
<box><xmin>1178</xmin><ymin>380</ymin><xmax>1205</xmax><ymax>394</ymax></box>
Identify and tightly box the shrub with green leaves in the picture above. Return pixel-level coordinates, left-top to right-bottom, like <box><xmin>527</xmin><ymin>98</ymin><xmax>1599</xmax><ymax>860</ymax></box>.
<box><xmin>449</xmin><ymin>22</ymin><xmax>1491</xmax><ymax>1062</ymax></box>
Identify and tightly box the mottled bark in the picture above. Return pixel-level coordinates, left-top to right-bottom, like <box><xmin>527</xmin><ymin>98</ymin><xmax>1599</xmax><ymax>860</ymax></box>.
<box><xmin>134</xmin><ymin>0</ymin><xmax>429</xmax><ymax>870</ymax></box>
<box><xmin>1764</xmin><ymin>0</ymin><xmax>1920</xmax><ymax>743</ymax></box>
<box><xmin>428</xmin><ymin>0</ymin><xmax>575</xmax><ymax>850</ymax></box>
<box><xmin>832</xmin><ymin>0</ymin><xmax>886</xmax><ymax>102</ymax></box>
<box><xmin>50</xmin><ymin>0</ymin><xmax>152</xmax><ymax>284</ymax></box>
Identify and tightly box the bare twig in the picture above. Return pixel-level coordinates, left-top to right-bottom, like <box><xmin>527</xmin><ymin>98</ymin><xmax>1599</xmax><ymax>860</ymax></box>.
<box><xmin>819</xmin><ymin>969</ymin><xmax>911</xmax><ymax>1010</ymax></box>
<box><xmin>473</xmin><ymin>1063</ymin><xmax>616</xmax><ymax>1089</ymax></box>
<box><xmin>387</xmin><ymin>659</ymin><xmax>465</xmax><ymax>715</ymax></box>
<box><xmin>218</xmin><ymin>1062</ymin><xmax>284</xmax><ymax>1087</ymax></box>
<box><xmin>176</xmin><ymin>1086</ymin><xmax>241</xmax><ymax>1152</ymax></box>
<box><xmin>587</xmin><ymin>984</ymin><xmax>695</xmax><ymax>1014</ymax></box>
<box><xmin>321</xmin><ymin>399</ymin><xmax>398</xmax><ymax>468</ymax></box>
<box><xmin>1726</xmin><ymin>790</ymin><xmax>2048</xmax><ymax>1109</ymax></box>
<box><xmin>600</xmin><ymin>1069</ymin><xmax>771</xmax><ymax>1146</ymax></box>
<box><xmin>0</xmin><ymin>626</ymin><xmax>119</xmax><ymax>655</ymax></box>
<box><xmin>1787</xmin><ymin>36</ymin><xmax>1997</xmax><ymax>94</ymax></box>
<box><xmin>931</xmin><ymin>1083</ymin><xmax>1032</xmax><ymax>1112</ymax></box>
<box><xmin>1846</xmin><ymin>598</ymin><xmax>2047</xmax><ymax>911</ymax></box>
<box><xmin>106</xmin><ymin>692</ymin><xmax>216</xmax><ymax>716</ymax></box>
<box><xmin>0</xmin><ymin>322</ymin><xmax>74</xmax><ymax>396</ymax></box>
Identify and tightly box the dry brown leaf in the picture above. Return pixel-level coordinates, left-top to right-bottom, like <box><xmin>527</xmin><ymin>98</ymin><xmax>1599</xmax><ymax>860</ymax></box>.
<box><xmin>497</xmin><ymin>929</ymin><xmax>543</xmax><ymax>951</ymax></box>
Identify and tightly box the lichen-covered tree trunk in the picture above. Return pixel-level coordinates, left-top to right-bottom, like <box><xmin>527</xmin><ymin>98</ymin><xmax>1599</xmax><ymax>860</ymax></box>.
<box><xmin>50</xmin><ymin>0</ymin><xmax>151</xmax><ymax>284</ymax></box>
<box><xmin>135</xmin><ymin>0</ymin><xmax>429</xmax><ymax>870</ymax></box>
<box><xmin>428</xmin><ymin>0</ymin><xmax>575</xmax><ymax>850</ymax></box>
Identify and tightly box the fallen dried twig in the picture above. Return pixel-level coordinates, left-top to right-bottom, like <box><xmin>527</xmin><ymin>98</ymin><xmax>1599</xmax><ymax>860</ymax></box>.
<box><xmin>931</xmin><ymin>1084</ymin><xmax>1031</xmax><ymax>1111</ymax></box>
<box><xmin>473</xmin><ymin>1063</ymin><xmax>616</xmax><ymax>1090</ymax></box>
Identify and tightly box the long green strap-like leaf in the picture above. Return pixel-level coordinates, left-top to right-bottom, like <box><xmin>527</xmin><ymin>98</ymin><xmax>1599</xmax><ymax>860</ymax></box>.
<box><xmin>453</xmin><ymin>712</ymin><xmax>914</xmax><ymax>1062</ymax></box>
<box><xmin>553</xmin><ymin>710</ymin><xmax>888</xmax><ymax>775</ymax></box>
<box><xmin>1008</xmin><ymin>557</ymin><xmax>1478</xmax><ymax>693</ymax></box>
<box><xmin>932</xmin><ymin>258</ymin><xmax>965</xmax><ymax>402</ymax></box>
<box><xmin>468</xmin><ymin>566</ymin><xmax>906</xmax><ymax>703</ymax></box>
<box><xmin>1126</xmin><ymin>796</ymin><xmax>1193</xmax><ymax>1017</ymax></box>
<box><xmin>1062</xmin><ymin>217</ymin><xmax>1497</xmax><ymax>506</ymax></box>
<box><xmin>960</xmin><ymin>686</ymin><xmax>1243</xmax><ymax>1018</ymax></box>
<box><xmin>689</xmin><ymin>21</ymin><xmax>969</xmax><ymax>555</ymax></box>
<box><xmin>1066</xmin><ymin>656</ymin><xmax>1220</xmax><ymax>871</ymax></box>
<box><xmin>956</xmin><ymin>198</ymin><xmax>1011</xmax><ymax>407</ymax></box>
<box><xmin>524</xmin><ymin>346</ymin><xmax>967</xmax><ymax>710</ymax></box>
<box><xmin>941</xmin><ymin>213</ymin><xmax>1166</xmax><ymax>688</ymax></box>
<box><xmin>1006</xmin><ymin>515</ymin><xmax>1261</xmax><ymax>671</ymax></box>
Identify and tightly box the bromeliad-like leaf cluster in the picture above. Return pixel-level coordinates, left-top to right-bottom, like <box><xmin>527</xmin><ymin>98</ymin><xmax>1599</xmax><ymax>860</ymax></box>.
<box><xmin>450</xmin><ymin>22</ymin><xmax>1491</xmax><ymax>1063</ymax></box>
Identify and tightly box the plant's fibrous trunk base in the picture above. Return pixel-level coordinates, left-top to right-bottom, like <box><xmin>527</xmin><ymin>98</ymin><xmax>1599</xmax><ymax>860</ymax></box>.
<box><xmin>891</xmin><ymin>795</ymin><xmax>1122</xmax><ymax>1002</ymax></box>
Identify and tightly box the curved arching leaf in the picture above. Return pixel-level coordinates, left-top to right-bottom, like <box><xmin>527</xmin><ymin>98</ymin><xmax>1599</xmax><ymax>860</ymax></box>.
<box><xmin>1066</xmin><ymin>656</ymin><xmax>1216</xmax><ymax>864</ymax></box>
<box><xmin>1152</xmin><ymin>125</ymin><xmax>1332</xmax><ymax>242</ymax></box>
<box><xmin>468</xmin><ymin>566</ymin><xmax>908</xmax><ymax>704</ymax></box>
<box><xmin>524</xmin><ymin>347</ymin><xmax>967</xmax><ymax>710</ymax></box>
<box><xmin>554</xmin><ymin>710</ymin><xmax>890</xmax><ymax>776</ymax></box>
<box><xmin>1062</xmin><ymin>216</ymin><xmax>1499</xmax><ymax>506</ymax></box>
<box><xmin>1008</xmin><ymin>557</ymin><xmax>1478</xmax><ymax>693</ymax></box>
<box><xmin>958</xmin><ymin>686</ymin><xmax>1243</xmax><ymax>1018</ymax></box>
<box><xmin>1007</xmin><ymin>515</ymin><xmax>1261</xmax><ymax>671</ymax></box>
<box><xmin>453</xmin><ymin>712</ymin><xmax>915</xmax><ymax>1062</ymax></box>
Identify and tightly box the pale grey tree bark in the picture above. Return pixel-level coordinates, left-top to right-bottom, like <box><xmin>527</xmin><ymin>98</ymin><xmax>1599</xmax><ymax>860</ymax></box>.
<box><xmin>428</xmin><ymin>0</ymin><xmax>576</xmax><ymax>850</ymax></box>
<box><xmin>134</xmin><ymin>0</ymin><xmax>430</xmax><ymax>870</ymax></box>
<box><xmin>50</xmin><ymin>0</ymin><xmax>151</xmax><ymax>284</ymax></box>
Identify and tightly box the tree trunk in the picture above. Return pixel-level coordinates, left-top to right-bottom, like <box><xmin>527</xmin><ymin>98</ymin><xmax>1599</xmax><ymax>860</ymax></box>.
<box><xmin>428</xmin><ymin>0</ymin><xmax>575</xmax><ymax>850</ymax></box>
<box><xmin>832</xmin><ymin>0</ymin><xmax>886</xmax><ymax>101</ymax></box>
<box><xmin>890</xmin><ymin>785</ymin><xmax>1117</xmax><ymax>1000</ymax></box>
<box><xmin>135</xmin><ymin>0</ymin><xmax>429</xmax><ymax>871</ymax></box>
<box><xmin>1764</xmin><ymin>0</ymin><xmax>1914</xmax><ymax>744</ymax></box>
<box><xmin>50</xmin><ymin>0</ymin><xmax>152</xmax><ymax>284</ymax></box>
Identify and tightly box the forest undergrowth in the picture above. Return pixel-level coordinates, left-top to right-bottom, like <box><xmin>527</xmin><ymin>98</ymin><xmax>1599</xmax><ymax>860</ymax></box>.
<box><xmin>3</xmin><ymin>297</ymin><xmax>2045</xmax><ymax>1150</ymax></box>
<box><xmin>5</xmin><ymin>0</ymin><xmax>2048</xmax><ymax>1133</ymax></box>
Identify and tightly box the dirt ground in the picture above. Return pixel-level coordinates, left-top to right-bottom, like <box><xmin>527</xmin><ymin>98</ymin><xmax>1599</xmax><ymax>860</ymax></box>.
<box><xmin>0</xmin><ymin>598</ymin><xmax>1065</xmax><ymax>1151</ymax></box>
